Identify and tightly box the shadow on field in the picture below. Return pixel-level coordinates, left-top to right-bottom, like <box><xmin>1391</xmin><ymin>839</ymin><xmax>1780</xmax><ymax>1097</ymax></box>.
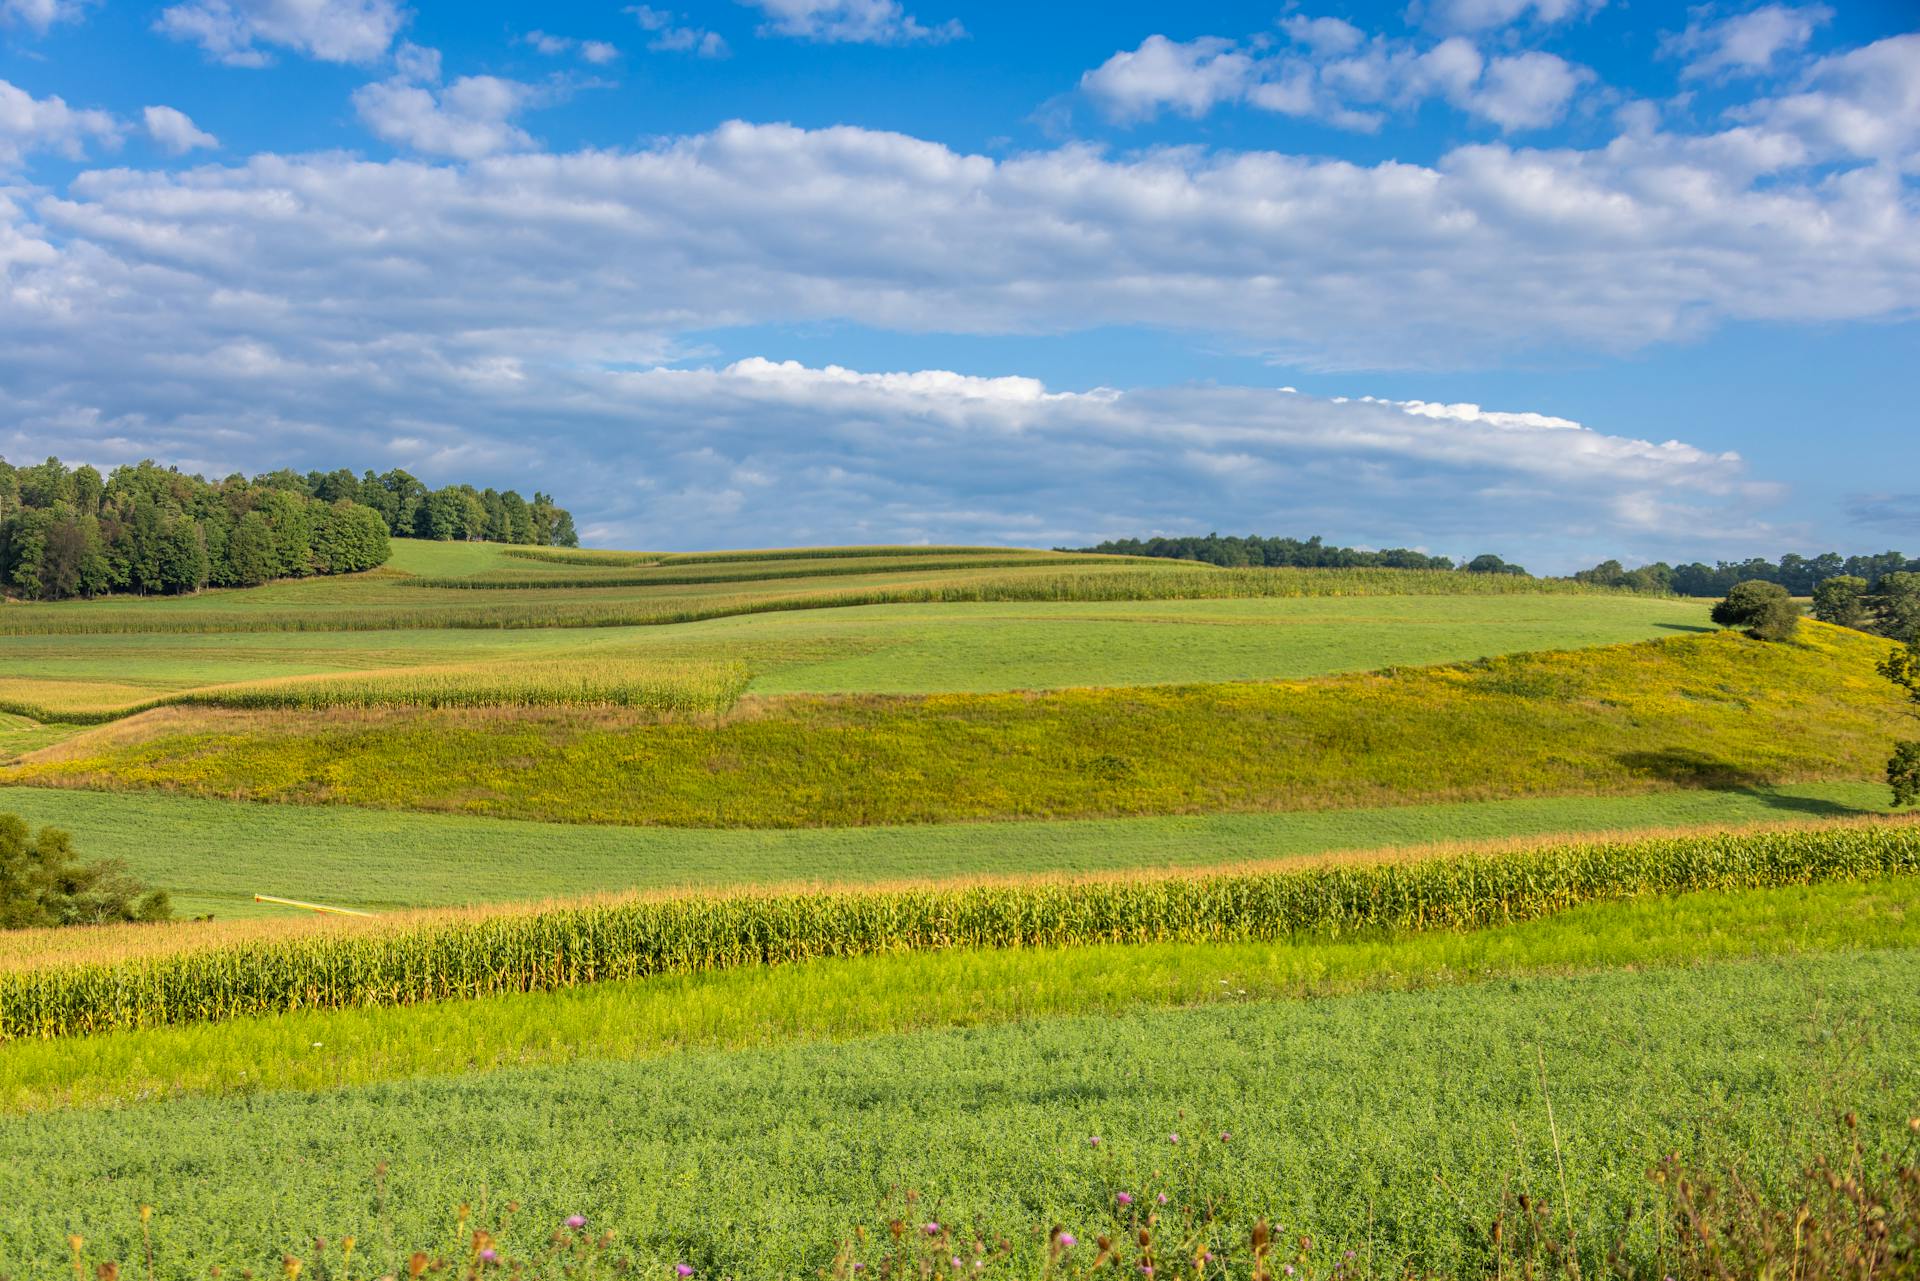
<box><xmin>1619</xmin><ymin>748</ymin><xmax>1768</xmax><ymax>789</ymax></box>
<box><xmin>1650</xmin><ymin>622</ymin><xmax>1717</xmax><ymax>634</ymax></box>
<box><xmin>1618</xmin><ymin>747</ymin><xmax>1882</xmax><ymax>816</ymax></box>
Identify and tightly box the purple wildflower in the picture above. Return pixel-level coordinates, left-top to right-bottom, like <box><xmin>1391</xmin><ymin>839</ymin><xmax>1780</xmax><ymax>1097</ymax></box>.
<box><xmin>566</xmin><ymin>1216</ymin><xmax>587</xmax><ymax>1230</ymax></box>
<box><xmin>1168</xmin><ymin>1133</ymin><xmax>1179</xmax><ymax>1145</ymax></box>
<box><xmin>676</xmin><ymin>1267</ymin><xmax>693</xmax><ymax>1279</ymax></box>
<box><xmin>478</xmin><ymin>1249</ymin><xmax>497</xmax><ymax>1264</ymax></box>
<box><xmin>1057</xmin><ymin>1234</ymin><xmax>1077</xmax><ymax>1249</ymax></box>
<box><xmin>1156</xmin><ymin>1194</ymin><xmax>1168</xmax><ymax>1206</ymax></box>
<box><xmin>1116</xmin><ymin>1192</ymin><xmax>1133</xmax><ymax>1206</ymax></box>
<box><xmin>924</xmin><ymin>1223</ymin><xmax>941</xmax><ymax>1237</ymax></box>
<box><xmin>1088</xmin><ymin>1136</ymin><xmax>1101</xmax><ymax>1148</ymax></box>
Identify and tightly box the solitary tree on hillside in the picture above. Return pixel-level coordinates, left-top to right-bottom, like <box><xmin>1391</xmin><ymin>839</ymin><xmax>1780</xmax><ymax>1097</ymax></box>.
<box><xmin>1710</xmin><ymin>580</ymin><xmax>1800</xmax><ymax>642</ymax></box>
<box><xmin>1811</xmin><ymin>574</ymin><xmax>1868</xmax><ymax>628</ymax></box>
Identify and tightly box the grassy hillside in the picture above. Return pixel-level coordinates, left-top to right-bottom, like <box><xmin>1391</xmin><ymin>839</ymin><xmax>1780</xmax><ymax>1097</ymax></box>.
<box><xmin>13</xmin><ymin>623</ymin><xmax>1903</xmax><ymax>827</ymax></box>
<box><xmin>6</xmin><ymin>949</ymin><xmax>1915</xmax><ymax>1277</ymax></box>
<box><xmin>0</xmin><ymin>596</ymin><xmax>1707</xmax><ymax>722</ymax></box>
<box><xmin>0</xmin><ymin>782</ymin><xmax>1892</xmax><ymax>917</ymax></box>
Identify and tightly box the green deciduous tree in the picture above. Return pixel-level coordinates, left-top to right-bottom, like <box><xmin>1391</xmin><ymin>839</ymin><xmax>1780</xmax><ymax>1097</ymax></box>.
<box><xmin>1881</xmin><ymin>640</ymin><xmax>1920</xmax><ymax>807</ymax></box>
<box><xmin>1710</xmin><ymin>580</ymin><xmax>1800</xmax><ymax>642</ymax></box>
<box><xmin>1811</xmin><ymin>574</ymin><xmax>1868</xmax><ymax>628</ymax></box>
<box><xmin>0</xmin><ymin>814</ymin><xmax>171</xmax><ymax>929</ymax></box>
<box><xmin>226</xmin><ymin>510</ymin><xmax>279</xmax><ymax>586</ymax></box>
<box><xmin>1872</xmin><ymin>571</ymin><xmax>1920</xmax><ymax>642</ymax></box>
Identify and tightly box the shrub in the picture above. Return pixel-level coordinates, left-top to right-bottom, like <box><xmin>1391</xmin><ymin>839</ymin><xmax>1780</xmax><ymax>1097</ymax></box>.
<box><xmin>0</xmin><ymin>814</ymin><xmax>170</xmax><ymax>930</ymax></box>
<box><xmin>1711</xmin><ymin>579</ymin><xmax>1801</xmax><ymax>641</ymax></box>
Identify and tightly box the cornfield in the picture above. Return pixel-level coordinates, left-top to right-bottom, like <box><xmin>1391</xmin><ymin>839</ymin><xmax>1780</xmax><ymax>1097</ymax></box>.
<box><xmin>0</xmin><ymin>658</ymin><xmax>750</xmax><ymax>724</ymax></box>
<box><xmin>5</xmin><ymin>822</ymin><xmax>1915</xmax><ymax>1041</ymax></box>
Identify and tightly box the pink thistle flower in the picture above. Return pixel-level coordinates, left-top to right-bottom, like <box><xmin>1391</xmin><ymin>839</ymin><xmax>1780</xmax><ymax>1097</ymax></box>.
<box><xmin>1219</xmin><ymin>1133</ymin><xmax>1231</xmax><ymax>1143</ymax></box>
<box><xmin>566</xmin><ymin>1216</ymin><xmax>587</xmax><ymax>1230</ymax></box>
<box><xmin>1058</xmin><ymin>1234</ymin><xmax>1077</xmax><ymax>1249</ymax></box>
<box><xmin>676</xmin><ymin>1267</ymin><xmax>693</xmax><ymax>1279</ymax></box>
<box><xmin>478</xmin><ymin>1249</ymin><xmax>497</xmax><ymax>1264</ymax></box>
<box><xmin>924</xmin><ymin>1223</ymin><xmax>941</xmax><ymax>1237</ymax></box>
<box><xmin>1088</xmin><ymin>1136</ymin><xmax>1101</xmax><ymax>1147</ymax></box>
<box><xmin>1168</xmin><ymin>1133</ymin><xmax>1179</xmax><ymax>1145</ymax></box>
<box><xmin>1115</xmin><ymin>1192</ymin><xmax>1133</xmax><ymax>1206</ymax></box>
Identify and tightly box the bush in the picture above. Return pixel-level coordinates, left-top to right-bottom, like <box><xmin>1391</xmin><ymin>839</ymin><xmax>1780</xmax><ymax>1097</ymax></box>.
<box><xmin>1711</xmin><ymin>579</ymin><xmax>1801</xmax><ymax>641</ymax></box>
<box><xmin>0</xmin><ymin>814</ymin><xmax>170</xmax><ymax>930</ymax></box>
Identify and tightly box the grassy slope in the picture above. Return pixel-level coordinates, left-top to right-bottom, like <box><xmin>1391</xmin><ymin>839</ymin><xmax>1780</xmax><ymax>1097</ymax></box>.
<box><xmin>5</xmin><ymin>876</ymin><xmax>1915</xmax><ymax>1112</ymax></box>
<box><xmin>0</xmin><ymin>782</ymin><xmax>1896</xmax><ymax>918</ymax></box>
<box><xmin>0</xmin><ymin>596</ymin><xmax>1710</xmax><ymax>720</ymax></box>
<box><xmin>13</xmin><ymin>624</ymin><xmax>1904</xmax><ymax>828</ymax></box>
<box><xmin>5</xmin><ymin>949</ymin><xmax>1916</xmax><ymax>1277</ymax></box>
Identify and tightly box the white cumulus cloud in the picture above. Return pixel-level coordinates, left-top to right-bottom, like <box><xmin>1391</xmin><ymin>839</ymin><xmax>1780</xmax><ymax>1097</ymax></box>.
<box><xmin>1081</xmin><ymin>23</ymin><xmax>1595</xmax><ymax>133</ymax></box>
<box><xmin>155</xmin><ymin>0</ymin><xmax>408</xmax><ymax>66</ymax></box>
<box><xmin>0</xmin><ymin>78</ymin><xmax>118</xmax><ymax>170</ymax></box>
<box><xmin>353</xmin><ymin>73</ymin><xmax>537</xmax><ymax>159</ymax></box>
<box><xmin>143</xmin><ymin>105</ymin><xmax>220</xmax><ymax>154</ymax></box>
<box><xmin>0</xmin><ymin>0</ymin><xmax>92</xmax><ymax>32</ymax></box>
<box><xmin>741</xmin><ymin>0</ymin><xmax>961</xmax><ymax>45</ymax></box>
<box><xmin>1665</xmin><ymin>4</ymin><xmax>1832</xmax><ymax>80</ymax></box>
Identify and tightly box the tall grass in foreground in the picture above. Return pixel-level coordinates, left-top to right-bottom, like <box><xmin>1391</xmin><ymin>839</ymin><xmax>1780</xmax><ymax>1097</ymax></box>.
<box><xmin>52</xmin><ymin>1113</ymin><xmax>1920</xmax><ymax>1279</ymax></box>
<box><xmin>5</xmin><ymin>823</ymin><xmax>1916</xmax><ymax>1040</ymax></box>
<box><xmin>0</xmin><ymin>660</ymin><xmax>750</xmax><ymax>725</ymax></box>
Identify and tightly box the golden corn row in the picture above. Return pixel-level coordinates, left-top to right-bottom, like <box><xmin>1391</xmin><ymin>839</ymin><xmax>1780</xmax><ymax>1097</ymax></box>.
<box><xmin>9</xmin><ymin>823</ymin><xmax>1913</xmax><ymax>1041</ymax></box>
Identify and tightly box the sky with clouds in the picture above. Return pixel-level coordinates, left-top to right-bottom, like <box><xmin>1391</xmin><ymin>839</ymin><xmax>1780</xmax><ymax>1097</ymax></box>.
<box><xmin>0</xmin><ymin>0</ymin><xmax>1914</xmax><ymax>568</ymax></box>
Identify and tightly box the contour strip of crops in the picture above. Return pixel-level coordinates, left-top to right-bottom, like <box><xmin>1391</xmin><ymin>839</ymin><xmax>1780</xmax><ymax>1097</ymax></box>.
<box><xmin>402</xmin><ymin>556</ymin><xmax>1146</xmax><ymax>590</ymax></box>
<box><xmin>4</xmin><ymin>823</ymin><xmax>1914</xmax><ymax>1040</ymax></box>
<box><xmin>0</xmin><ymin>567</ymin><xmax>1638</xmax><ymax>637</ymax></box>
<box><xmin>499</xmin><ymin>545</ymin><xmax>1039</xmax><ymax>568</ymax></box>
<box><xmin>0</xmin><ymin>659</ymin><xmax>751</xmax><ymax>725</ymax></box>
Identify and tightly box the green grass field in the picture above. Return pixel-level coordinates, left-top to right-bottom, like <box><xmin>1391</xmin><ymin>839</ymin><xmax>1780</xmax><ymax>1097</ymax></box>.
<box><xmin>2</xmin><ymin>537</ymin><xmax>1914</xmax><ymax>1280</ymax></box>
<box><xmin>6</xmin><ymin>948</ymin><xmax>1915</xmax><ymax>1277</ymax></box>
<box><xmin>0</xmin><ymin>782</ymin><xmax>1896</xmax><ymax>917</ymax></box>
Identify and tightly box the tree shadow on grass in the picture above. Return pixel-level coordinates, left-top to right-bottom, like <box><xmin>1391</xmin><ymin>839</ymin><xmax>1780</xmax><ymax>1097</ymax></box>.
<box><xmin>1616</xmin><ymin>747</ymin><xmax>1883</xmax><ymax>817</ymax></box>
<box><xmin>1619</xmin><ymin>748</ymin><xmax>1769</xmax><ymax>789</ymax></box>
<box><xmin>1649</xmin><ymin>622</ymin><xmax>1717</xmax><ymax>634</ymax></box>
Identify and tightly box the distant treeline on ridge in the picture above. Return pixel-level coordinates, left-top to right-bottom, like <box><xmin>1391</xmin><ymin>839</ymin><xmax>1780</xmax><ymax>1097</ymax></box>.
<box><xmin>1574</xmin><ymin>551</ymin><xmax>1920</xmax><ymax>598</ymax></box>
<box><xmin>1069</xmin><ymin>534</ymin><xmax>1528</xmax><ymax>576</ymax></box>
<box><xmin>0</xmin><ymin>457</ymin><xmax>577</xmax><ymax>601</ymax></box>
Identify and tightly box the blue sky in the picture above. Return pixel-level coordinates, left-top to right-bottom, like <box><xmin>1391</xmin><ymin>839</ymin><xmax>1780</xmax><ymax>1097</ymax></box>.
<box><xmin>1</xmin><ymin>0</ymin><xmax>1915</xmax><ymax>568</ymax></box>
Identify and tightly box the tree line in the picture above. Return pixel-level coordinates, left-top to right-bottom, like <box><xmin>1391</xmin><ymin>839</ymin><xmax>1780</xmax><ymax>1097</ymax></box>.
<box><xmin>1069</xmin><ymin>534</ymin><xmax>1527</xmax><ymax>575</ymax></box>
<box><xmin>0</xmin><ymin>457</ymin><xmax>579</xmax><ymax>601</ymax></box>
<box><xmin>294</xmin><ymin>467</ymin><xmax>577</xmax><ymax>549</ymax></box>
<box><xmin>1574</xmin><ymin>551</ymin><xmax>1920</xmax><ymax>598</ymax></box>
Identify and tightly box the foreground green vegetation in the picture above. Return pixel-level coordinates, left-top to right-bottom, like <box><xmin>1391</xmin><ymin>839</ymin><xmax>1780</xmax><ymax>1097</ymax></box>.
<box><xmin>15</xmin><ymin>625</ymin><xmax>1902</xmax><ymax>828</ymax></box>
<box><xmin>5</xmin><ymin>950</ymin><xmax>1915</xmax><ymax>1277</ymax></box>
<box><xmin>6</xmin><ymin>821</ymin><xmax>1916</xmax><ymax>1039</ymax></box>
<box><xmin>0</xmin><ymin>782</ymin><xmax>1892</xmax><ymax>918</ymax></box>
<box><xmin>4</xmin><ymin>875</ymin><xmax>1914</xmax><ymax>1111</ymax></box>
